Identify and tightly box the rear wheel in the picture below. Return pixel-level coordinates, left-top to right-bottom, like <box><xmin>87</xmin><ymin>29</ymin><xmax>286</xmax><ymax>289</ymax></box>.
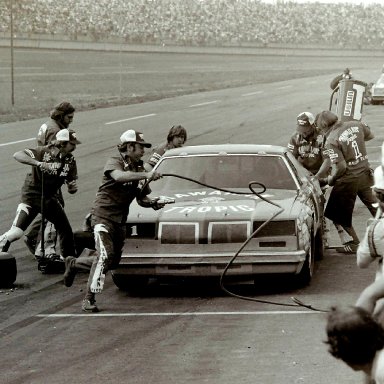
<box><xmin>111</xmin><ymin>272</ymin><xmax>149</xmax><ymax>292</ymax></box>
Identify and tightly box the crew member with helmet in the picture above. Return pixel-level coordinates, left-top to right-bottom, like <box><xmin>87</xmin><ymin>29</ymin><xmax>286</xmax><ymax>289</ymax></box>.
<box><xmin>24</xmin><ymin>101</ymin><xmax>76</xmax><ymax>262</ymax></box>
<box><xmin>63</xmin><ymin>129</ymin><xmax>166</xmax><ymax>313</ymax></box>
<box><xmin>316</xmin><ymin>110</ymin><xmax>377</xmax><ymax>252</ymax></box>
<box><xmin>144</xmin><ymin>125</ymin><xmax>187</xmax><ymax>171</ymax></box>
<box><xmin>0</xmin><ymin>129</ymin><xmax>80</xmax><ymax>258</ymax></box>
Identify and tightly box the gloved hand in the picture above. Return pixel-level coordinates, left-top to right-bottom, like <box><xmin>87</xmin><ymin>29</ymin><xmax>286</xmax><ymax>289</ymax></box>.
<box><xmin>67</xmin><ymin>180</ymin><xmax>78</xmax><ymax>194</ymax></box>
<box><xmin>318</xmin><ymin>178</ymin><xmax>328</xmax><ymax>188</ymax></box>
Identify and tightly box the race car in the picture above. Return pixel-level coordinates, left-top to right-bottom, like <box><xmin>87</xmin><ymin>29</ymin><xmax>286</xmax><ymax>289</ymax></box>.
<box><xmin>370</xmin><ymin>74</ymin><xmax>384</xmax><ymax>104</ymax></box>
<box><xmin>111</xmin><ymin>144</ymin><xmax>325</xmax><ymax>289</ymax></box>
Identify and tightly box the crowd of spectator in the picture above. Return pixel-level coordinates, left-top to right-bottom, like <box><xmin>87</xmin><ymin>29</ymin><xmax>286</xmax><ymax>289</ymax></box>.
<box><xmin>1</xmin><ymin>0</ymin><xmax>383</xmax><ymax>49</ymax></box>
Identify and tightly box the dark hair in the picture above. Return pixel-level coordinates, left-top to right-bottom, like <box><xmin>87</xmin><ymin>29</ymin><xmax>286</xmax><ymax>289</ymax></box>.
<box><xmin>50</xmin><ymin>101</ymin><xmax>75</xmax><ymax>121</ymax></box>
<box><xmin>167</xmin><ymin>125</ymin><xmax>187</xmax><ymax>143</ymax></box>
<box><xmin>325</xmin><ymin>306</ymin><xmax>384</xmax><ymax>366</ymax></box>
<box><xmin>315</xmin><ymin>111</ymin><xmax>338</xmax><ymax>132</ymax></box>
<box><xmin>117</xmin><ymin>142</ymin><xmax>136</xmax><ymax>152</ymax></box>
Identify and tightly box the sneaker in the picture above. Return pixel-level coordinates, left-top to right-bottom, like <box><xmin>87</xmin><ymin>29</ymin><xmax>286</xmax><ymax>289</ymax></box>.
<box><xmin>82</xmin><ymin>299</ymin><xmax>99</xmax><ymax>313</ymax></box>
<box><xmin>63</xmin><ymin>256</ymin><xmax>77</xmax><ymax>287</ymax></box>
<box><xmin>336</xmin><ymin>241</ymin><xmax>359</xmax><ymax>254</ymax></box>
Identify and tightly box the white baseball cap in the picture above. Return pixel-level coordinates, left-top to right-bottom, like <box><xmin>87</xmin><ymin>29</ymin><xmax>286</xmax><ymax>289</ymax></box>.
<box><xmin>119</xmin><ymin>129</ymin><xmax>151</xmax><ymax>148</ymax></box>
<box><xmin>56</xmin><ymin>129</ymin><xmax>81</xmax><ymax>144</ymax></box>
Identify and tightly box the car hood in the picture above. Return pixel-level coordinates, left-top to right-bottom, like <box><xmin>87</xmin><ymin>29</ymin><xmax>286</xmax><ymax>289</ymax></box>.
<box><xmin>130</xmin><ymin>188</ymin><xmax>301</xmax><ymax>222</ymax></box>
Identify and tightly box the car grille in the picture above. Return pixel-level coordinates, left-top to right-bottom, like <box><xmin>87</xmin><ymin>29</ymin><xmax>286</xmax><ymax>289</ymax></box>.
<box><xmin>253</xmin><ymin>220</ymin><xmax>296</xmax><ymax>237</ymax></box>
<box><xmin>157</xmin><ymin>220</ymin><xmax>296</xmax><ymax>244</ymax></box>
<box><xmin>160</xmin><ymin>223</ymin><xmax>198</xmax><ymax>244</ymax></box>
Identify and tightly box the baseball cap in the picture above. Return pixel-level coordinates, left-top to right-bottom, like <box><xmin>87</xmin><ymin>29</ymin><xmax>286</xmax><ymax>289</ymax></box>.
<box><xmin>56</xmin><ymin>129</ymin><xmax>81</xmax><ymax>144</ymax></box>
<box><xmin>120</xmin><ymin>129</ymin><xmax>151</xmax><ymax>148</ymax></box>
<box><xmin>296</xmin><ymin>112</ymin><xmax>315</xmax><ymax>134</ymax></box>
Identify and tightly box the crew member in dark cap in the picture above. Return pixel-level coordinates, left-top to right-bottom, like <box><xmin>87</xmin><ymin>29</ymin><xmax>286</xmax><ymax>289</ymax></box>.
<box><xmin>63</xmin><ymin>129</ymin><xmax>167</xmax><ymax>313</ymax></box>
<box><xmin>144</xmin><ymin>125</ymin><xmax>187</xmax><ymax>171</ymax></box>
<box><xmin>287</xmin><ymin>112</ymin><xmax>329</xmax><ymax>177</ymax></box>
<box><xmin>0</xmin><ymin>129</ymin><xmax>80</xmax><ymax>261</ymax></box>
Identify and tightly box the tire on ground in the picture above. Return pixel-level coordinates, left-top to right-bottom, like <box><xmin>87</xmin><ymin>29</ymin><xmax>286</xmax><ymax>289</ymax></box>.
<box><xmin>0</xmin><ymin>252</ymin><xmax>17</xmax><ymax>287</ymax></box>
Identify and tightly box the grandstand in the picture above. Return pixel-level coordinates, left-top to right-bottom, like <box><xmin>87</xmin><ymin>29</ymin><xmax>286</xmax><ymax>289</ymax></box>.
<box><xmin>0</xmin><ymin>0</ymin><xmax>383</xmax><ymax>50</ymax></box>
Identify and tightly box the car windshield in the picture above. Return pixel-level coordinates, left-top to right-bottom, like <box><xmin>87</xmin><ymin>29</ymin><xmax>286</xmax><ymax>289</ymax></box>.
<box><xmin>153</xmin><ymin>154</ymin><xmax>297</xmax><ymax>192</ymax></box>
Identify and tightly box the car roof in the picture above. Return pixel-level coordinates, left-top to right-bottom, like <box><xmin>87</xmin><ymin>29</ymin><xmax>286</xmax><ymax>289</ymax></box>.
<box><xmin>163</xmin><ymin>144</ymin><xmax>288</xmax><ymax>157</ymax></box>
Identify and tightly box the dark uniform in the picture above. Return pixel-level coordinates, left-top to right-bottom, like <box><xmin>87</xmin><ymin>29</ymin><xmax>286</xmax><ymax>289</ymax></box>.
<box><xmin>287</xmin><ymin>129</ymin><xmax>325</xmax><ymax>175</ymax></box>
<box><xmin>325</xmin><ymin>120</ymin><xmax>376</xmax><ymax>228</ymax></box>
<box><xmin>69</xmin><ymin>154</ymin><xmax>151</xmax><ymax>304</ymax></box>
<box><xmin>146</xmin><ymin>142</ymin><xmax>170</xmax><ymax>169</ymax></box>
<box><xmin>1</xmin><ymin>144</ymin><xmax>78</xmax><ymax>257</ymax></box>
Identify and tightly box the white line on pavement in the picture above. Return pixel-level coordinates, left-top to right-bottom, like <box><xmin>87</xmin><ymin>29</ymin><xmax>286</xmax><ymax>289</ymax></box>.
<box><xmin>277</xmin><ymin>85</ymin><xmax>292</xmax><ymax>90</ymax></box>
<box><xmin>189</xmin><ymin>100</ymin><xmax>218</xmax><ymax>108</ymax></box>
<box><xmin>241</xmin><ymin>91</ymin><xmax>263</xmax><ymax>96</ymax></box>
<box><xmin>105</xmin><ymin>113</ymin><xmax>156</xmax><ymax>125</ymax></box>
<box><xmin>0</xmin><ymin>138</ymin><xmax>35</xmax><ymax>147</ymax></box>
<box><xmin>37</xmin><ymin>310</ymin><xmax>320</xmax><ymax>318</ymax></box>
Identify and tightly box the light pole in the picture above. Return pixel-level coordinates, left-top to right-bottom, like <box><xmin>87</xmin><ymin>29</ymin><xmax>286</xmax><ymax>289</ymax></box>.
<box><xmin>10</xmin><ymin>0</ymin><xmax>15</xmax><ymax>106</ymax></box>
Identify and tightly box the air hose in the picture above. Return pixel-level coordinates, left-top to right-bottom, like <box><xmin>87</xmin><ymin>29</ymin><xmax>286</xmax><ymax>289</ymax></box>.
<box><xmin>141</xmin><ymin>173</ymin><xmax>328</xmax><ymax>313</ymax></box>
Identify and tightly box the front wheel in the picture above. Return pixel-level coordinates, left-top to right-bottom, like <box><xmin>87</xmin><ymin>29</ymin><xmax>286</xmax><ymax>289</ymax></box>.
<box><xmin>296</xmin><ymin>235</ymin><xmax>315</xmax><ymax>287</ymax></box>
<box><xmin>111</xmin><ymin>272</ymin><xmax>149</xmax><ymax>292</ymax></box>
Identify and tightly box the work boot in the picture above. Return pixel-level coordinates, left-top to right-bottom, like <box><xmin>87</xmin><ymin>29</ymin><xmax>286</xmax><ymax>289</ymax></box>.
<box><xmin>82</xmin><ymin>298</ymin><xmax>99</xmax><ymax>313</ymax></box>
<box><xmin>63</xmin><ymin>256</ymin><xmax>77</xmax><ymax>287</ymax></box>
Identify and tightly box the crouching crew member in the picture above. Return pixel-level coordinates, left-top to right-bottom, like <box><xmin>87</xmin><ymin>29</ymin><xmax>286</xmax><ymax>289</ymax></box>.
<box><xmin>0</xmin><ymin>129</ymin><xmax>80</xmax><ymax>257</ymax></box>
<box><xmin>63</xmin><ymin>129</ymin><xmax>166</xmax><ymax>313</ymax></box>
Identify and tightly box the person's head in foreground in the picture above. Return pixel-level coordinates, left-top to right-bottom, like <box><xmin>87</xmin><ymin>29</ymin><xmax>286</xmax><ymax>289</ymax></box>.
<box><xmin>325</xmin><ymin>306</ymin><xmax>384</xmax><ymax>372</ymax></box>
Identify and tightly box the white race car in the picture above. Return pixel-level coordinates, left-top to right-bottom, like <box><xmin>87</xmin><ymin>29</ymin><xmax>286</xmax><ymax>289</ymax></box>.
<box><xmin>370</xmin><ymin>74</ymin><xmax>384</xmax><ymax>105</ymax></box>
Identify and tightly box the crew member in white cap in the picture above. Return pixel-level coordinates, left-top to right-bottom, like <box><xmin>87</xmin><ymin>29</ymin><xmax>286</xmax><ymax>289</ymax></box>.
<box><xmin>25</xmin><ymin>101</ymin><xmax>76</xmax><ymax>261</ymax></box>
<box><xmin>63</xmin><ymin>129</ymin><xmax>166</xmax><ymax>313</ymax></box>
<box><xmin>0</xmin><ymin>129</ymin><xmax>80</xmax><ymax>260</ymax></box>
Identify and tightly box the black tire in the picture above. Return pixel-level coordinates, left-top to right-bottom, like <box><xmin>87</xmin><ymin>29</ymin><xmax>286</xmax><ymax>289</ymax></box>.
<box><xmin>315</xmin><ymin>226</ymin><xmax>325</xmax><ymax>260</ymax></box>
<box><xmin>111</xmin><ymin>272</ymin><xmax>149</xmax><ymax>292</ymax></box>
<box><xmin>296</xmin><ymin>235</ymin><xmax>315</xmax><ymax>287</ymax></box>
<box><xmin>0</xmin><ymin>252</ymin><xmax>17</xmax><ymax>288</ymax></box>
